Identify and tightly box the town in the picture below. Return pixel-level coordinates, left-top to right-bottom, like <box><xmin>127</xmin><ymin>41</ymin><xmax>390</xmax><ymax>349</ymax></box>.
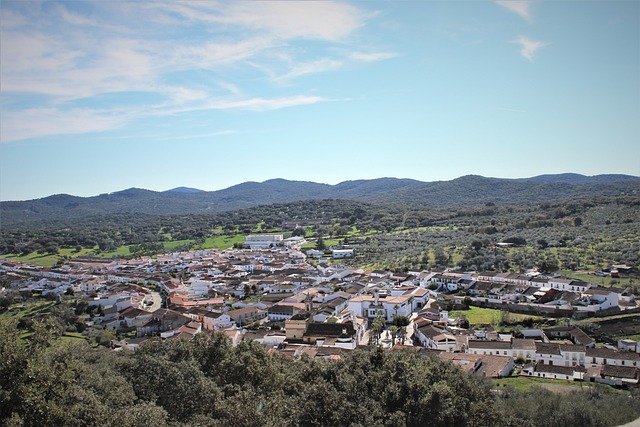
<box><xmin>2</xmin><ymin>233</ymin><xmax>639</xmax><ymax>388</ymax></box>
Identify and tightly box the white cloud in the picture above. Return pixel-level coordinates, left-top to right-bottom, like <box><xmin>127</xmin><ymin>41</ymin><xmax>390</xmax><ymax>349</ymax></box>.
<box><xmin>217</xmin><ymin>81</ymin><xmax>241</xmax><ymax>95</ymax></box>
<box><xmin>205</xmin><ymin>95</ymin><xmax>327</xmax><ymax>112</ymax></box>
<box><xmin>513</xmin><ymin>36</ymin><xmax>547</xmax><ymax>62</ymax></box>
<box><xmin>496</xmin><ymin>1</ymin><xmax>532</xmax><ymax>21</ymax></box>
<box><xmin>56</xmin><ymin>4</ymin><xmax>100</xmax><ymax>27</ymax></box>
<box><xmin>275</xmin><ymin>58</ymin><xmax>343</xmax><ymax>81</ymax></box>
<box><xmin>350</xmin><ymin>51</ymin><xmax>399</xmax><ymax>62</ymax></box>
<box><xmin>0</xmin><ymin>108</ymin><xmax>124</xmax><ymax>143</ymax></box>
<box><xmin>157</xmin><ymin>1</ymin><xmax>364</xmax><ymax>42</ymax></box>
<box><xmin>0</xmin><ymin>1</ymin><xmax>372</xmax><ymax>142</ymax></box>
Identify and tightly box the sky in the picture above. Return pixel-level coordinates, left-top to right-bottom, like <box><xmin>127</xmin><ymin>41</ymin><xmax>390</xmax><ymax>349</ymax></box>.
<box><xmin>1</xmin><ymin>0</ymin><xmax>639</xmax><ymax>201</ymax></box>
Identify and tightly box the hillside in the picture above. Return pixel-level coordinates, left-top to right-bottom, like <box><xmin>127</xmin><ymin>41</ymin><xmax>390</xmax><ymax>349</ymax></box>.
<box><xmin>1</xmin><ymin>174</ymin><xmax>638</xmax><ymax>224</ymax></box>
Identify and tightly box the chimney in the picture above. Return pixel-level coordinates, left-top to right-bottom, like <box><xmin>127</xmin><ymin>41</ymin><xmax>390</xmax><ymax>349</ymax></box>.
<box><xmin>374</xmin><ymin>290</ymin><xmax>379</xmax><ymax>306</ymax></box>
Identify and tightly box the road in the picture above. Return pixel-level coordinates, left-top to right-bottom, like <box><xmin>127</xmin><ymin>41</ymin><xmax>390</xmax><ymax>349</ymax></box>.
<box><xmin>141</xmin><ymin>288</ymin><xmax>163</xmax><ymax>312</ymax></box>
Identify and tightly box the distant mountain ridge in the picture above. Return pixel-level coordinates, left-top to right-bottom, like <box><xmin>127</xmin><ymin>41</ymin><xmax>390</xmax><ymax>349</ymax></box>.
<box><xmin>2</xmin><ymin>174</ymin><xmax>639</xmax><ymax>224</ymax></box>
<box><xmin>164</xmin><ymin>187</ymin><xmax>205</xmax><ymax>193</ymax></box>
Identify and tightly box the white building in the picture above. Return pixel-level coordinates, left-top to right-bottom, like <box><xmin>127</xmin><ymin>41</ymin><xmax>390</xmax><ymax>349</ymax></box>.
<box><xmin>332</xmin><ymin>249</ymin><xmax>355</xmax><ymax>259</ymax></box>
<box><xmin>346</xmin><ymin>293</ymin><xmax>412</xmax><ymax>323</ymax></box>
<box><xmin>244</xmin><ymin>234</ymin><xmax>284</xmax><ymax>249</ymax></box>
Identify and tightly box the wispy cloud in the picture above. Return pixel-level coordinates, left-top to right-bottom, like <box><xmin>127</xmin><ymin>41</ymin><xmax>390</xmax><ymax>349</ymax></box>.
<box><xmin>0</xmin><ymin>108</ymin><xmax>125</xmax><ymax>143</ymax></box>
<box><xmin>349</xmin><ymin>52</ymin><xmax>399</xmax><ymax>62</ymax></box>
<box><xmin>496</xmin><ymin>1</ymin><xmax>533</xmax><ymax>21</ymax></box>
<box><xmin>513</xmin><ymin>36</ymin><xmax>547</xmax><ymax>62</ymax></box>
<box><xmin>204</xmin><ymin>95</ymin><xmax>327</xmax><ymax>112</ymax></box>
<box><xmin>0</xmin><ymin>1</ymin><xmax>372</xmax><ymax>143</ymax></box>
<box><xmin>156</xmin><ymin>2</ymin><xmax>364</xmax><ymax>42</ymax></box>
<box><xmin>274</xmin><ymin>58</ymin><xmax>343</xmax><ymax>81</ymax></box>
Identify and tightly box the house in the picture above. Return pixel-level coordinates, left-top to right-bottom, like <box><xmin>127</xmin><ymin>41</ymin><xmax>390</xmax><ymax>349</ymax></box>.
<box><xmin>522</xmin><ymin>361</ymin><xmax>585</xmax><ymax>381</ymax></box>
<box><xmin>467</xmin><ymin>340</ymin><xmax>512</xmax><ymax>357</ymax></box>
<box><xmin>303</xmin><ymin>322</ymin><xmax>357</xmax><ymax>346</ymax></box>
<box><xmin>306</xmin><ymin>249</ymin><xmax>325</xmax><ymax>259</ymax></box>
<box><xmin>346</xmin><ymin>293</ymin><xmax>412</xmax><ymax>323</ymax></box>
<box><xmin>585</xmin><ymin>347</ymin><xmax>640</xmax><ymax>368</ymax></box>
<box><xmin>559</xmin><ymin>344</ymin><xmax>586</xmax><ymax>367</ymax></box>
<box><xmin>580</xmin><ymin>288</ymin><xmax>619</xmax><ymax>310</ymax></box>
<box><xmin>442</xmin><ymin>353</ymin><xmax>513</xmax><ymax>378</ymax></box>
<box><xmin>619</xmin><ymin>339</ymin><xmax>639</xmax><ymax>353</ymax></box>
<box><xmin>268</xmin><ymin>303</ymin><xmax>303</xmax><ymax>322</ymax></box>
<box><xmin>415</xmin><ymin>324</ymin><xmax>450</xmax><ymax>350</ymax></box>
<box><xmin>467</xmin><ymin>281</ymin><xmax>492</xmax><ymax>296</ymax></box>
<box><xmin>534</xmin><ymin>343</ymin><xmax>564</xmax><ymax>366</ymax></box>
<box><xmin>202</xmin><ymin>311</ymin><xmax>234</xmax><ymax>331</ymax></box>
<box><xmin>544</xmin><ymin>326</ymin><xmax>595</xmax><ymax>348</ymax></box>
<box><xmin>312</xmin><ymin>297</ymin><xmax>349</xmax><ymax>322</ymax></box>
<box><xmin>120</xmin><ymin>307</ymin><xmax>153</xmax><ymax>328</ymax></box>
<box><xmin>228</xmin><ymin>306</ymin><xmax>267</xmax><ymax>326</ymax></box>
<box><xmin>136</xmin><ymin>308</ymin><xmax>192</xmax><ymax>337</ymax></box>
<box><xmin>591</xmin><ymin>365</ymin><xmax>640</xmax><ymax>386</ymax></box>
<box><xmin>511</xmin><ymin>339</ymin><xmax>537</xmax><ymax>361</ymax></box>
<box><xmin>547</xmin><ymin>277</ymin><xmax>591</xmax><ymax>293</ymax></box>
<box><xmin>332</xmin><ymin>249</ymin><xmax>355</xmax><ymax>259</ymax></box>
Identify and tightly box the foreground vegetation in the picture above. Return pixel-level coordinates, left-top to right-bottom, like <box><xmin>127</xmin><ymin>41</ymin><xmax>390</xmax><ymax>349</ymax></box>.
<box><xmin>1</xmin><ymin>318</ymin><xmax>638</xmax><ymax>427</ymax></box>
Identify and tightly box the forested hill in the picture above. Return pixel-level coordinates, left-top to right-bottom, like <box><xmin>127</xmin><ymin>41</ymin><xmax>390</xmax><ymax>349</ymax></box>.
<box><xmin>2</xmin><ymin>174</ymin><xmax>639</xmax><ymax>224</ymax></box>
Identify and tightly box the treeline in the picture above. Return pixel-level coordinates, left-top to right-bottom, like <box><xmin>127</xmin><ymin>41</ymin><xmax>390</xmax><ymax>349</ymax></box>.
<box><xmin>1</xmin><ymin>197</ymin><xmax>639</xmax><ymax>274</ymax></box>
<box><xmin>1</xmin><ymin>318</ymin><xmax>639</xmax><ymax>427</ymax></box>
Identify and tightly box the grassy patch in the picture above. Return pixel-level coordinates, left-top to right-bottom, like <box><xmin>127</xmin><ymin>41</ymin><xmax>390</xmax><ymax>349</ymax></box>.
<box><xmin>450</xmin><ymin>306</ymin><xmax>542</xmax><ymax>326</ymax></box>
<box><xmin>1</xmin><ymin>246</ymin><xmax>97</xmax><ymax>267</ymax></box>
<box><xmin>558</xmin><ymin>270</ymin><xmax>634</xmax><ymax>289</ymax></box>
<box><xmin>493</xmin><ymin>376</ymin><xmax>586</xmax><ymax>393</ymax></box>
<box><xmin>95</xmin><ymin>245</ymin><xmax>135</xmax><ymax>258</ymax></box>
<box><xmin>198</xmin><ymin>234</ymin><xmax>245</xmax><ymax>250</ymax></box>
<box><xmin>2</xmin><ymin>252</ymin><xmax>61</xmax><ymax>267</ymax></box>
<box><xmin>0</xmin><ymin>301</ymin><xmax>57</xmax><ymax>320</ymax></box>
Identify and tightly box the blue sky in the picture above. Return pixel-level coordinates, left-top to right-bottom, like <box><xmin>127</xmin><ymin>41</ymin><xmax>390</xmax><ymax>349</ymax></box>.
<box><xmin>1</xmin><ymin>1</ymin><xmax>638</xmax><ymax>201</ymax></box>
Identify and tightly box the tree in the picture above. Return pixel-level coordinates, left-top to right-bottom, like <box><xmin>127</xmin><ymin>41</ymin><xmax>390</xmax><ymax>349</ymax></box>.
<box><xmin>315</xmin><ymin>236</ymin><xmax>326</xmax><ymax>251</ymax></box>
<box><xmin>292</xmin><ymin>228</ymin><xmax>306</xmax><ymax>237</ymax></box>
<box><xmin>369</xmin><ymin>314</ymin><xmax>385</xmax><ymax>346</ymax></box>
<box><xmin>393</xmin><ymin>315</ymin><xmax>410</xmax><ymax>344</ymax></box>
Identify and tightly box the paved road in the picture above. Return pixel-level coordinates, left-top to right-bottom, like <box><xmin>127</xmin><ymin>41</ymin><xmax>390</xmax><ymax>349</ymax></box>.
<box><xmin>141</xmin><ymin>288</ymin><xmax>162</xmax><ymax>312</ymax></box>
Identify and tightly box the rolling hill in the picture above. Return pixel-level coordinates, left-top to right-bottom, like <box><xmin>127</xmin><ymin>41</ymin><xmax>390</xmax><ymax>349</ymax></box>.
<box><xmin>1</xmin><ymin>174</ymin><xmax>638</xmax><ymax>225</ymax></box>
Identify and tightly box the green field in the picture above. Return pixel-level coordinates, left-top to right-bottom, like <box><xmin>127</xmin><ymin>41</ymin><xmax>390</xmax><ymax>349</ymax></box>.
<box><xmin>198</xmin><ymin>234</ymin><xmax>246</xmax><ymax>250</ymax></box>
<box><xmin>450</xmin><ymin>306</ymin><xmax>543</xmax><ymax>326</ymax></box>
<box><xmin>0</xmin><ymin>301</ymin><xmax>58</xmax><ymax>320</ymax></box>
<box><xmin>61</xmin><ymin>332</ymin><xmax>90</xmax><ymax>342</ymax></box>
<box><xmin>493</xmin><ymin>376</ymin><xmax>586</xmax><ymax>393</ymax></box>
<box><xmin>557</xmin><ymin>270</ymin><xmax>634</xmax><ymax>289</ymax></box>
<box><xmin>97</xmin><ymin>245</ymin><xmax>135</xmax><ymax>258</ymax></box>
<box><xmin>1</xmin><ymin>246</ymin><xmax>99</xmax><ymax>267</ymax></box>
<box><xmin>0</xmin><ymin>233</ymin><xmax>248</xmax><ymax>266</ymax></box>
